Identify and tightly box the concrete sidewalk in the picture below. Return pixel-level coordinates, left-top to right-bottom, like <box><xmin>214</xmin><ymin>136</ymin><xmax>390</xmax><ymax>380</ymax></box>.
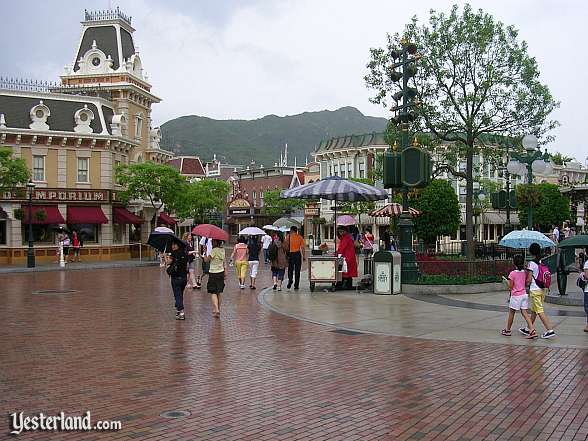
<box><xmin>0</xmin><ymin>259</ymin><xmax>158</xmax><ymax>274</ymax></box>
<box><xmin>259</xmin><ymin>273</ymin><xmax>588</xmax><ymax>349</ymax></box>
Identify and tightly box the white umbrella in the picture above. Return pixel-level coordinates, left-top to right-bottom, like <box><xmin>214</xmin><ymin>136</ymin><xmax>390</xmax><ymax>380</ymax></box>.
<box><xmin>239</xmin><ymin>226</ymin><xmax>267</xmax><ymax>236</ymax></box>
<box><xmin>262</xmin><ymin>224</ymin><xmax>279</xmax><ymax>231</ymax></box>
<box><xmin>154</xmin><ymin>226</ymin><xmax>174</xmax><ymax>234</ymax></box>
<box><xmin>278</xmin><ymin>226</ymin><xmax>290</xmax><ymax>233</ymax></box>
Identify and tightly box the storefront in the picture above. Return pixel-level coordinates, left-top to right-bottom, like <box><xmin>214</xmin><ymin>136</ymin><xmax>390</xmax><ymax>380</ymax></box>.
<box><xmin>0</xmin><ymin>188</ymin><xmax>149</xmax><ymax>264</ymax></box>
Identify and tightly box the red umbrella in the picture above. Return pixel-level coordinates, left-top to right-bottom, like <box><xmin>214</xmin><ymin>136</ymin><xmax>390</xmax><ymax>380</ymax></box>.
<box><xmin>191</xmin><ymin>224</ymin><xmax>229</xmax><ymax>242</ymax></box>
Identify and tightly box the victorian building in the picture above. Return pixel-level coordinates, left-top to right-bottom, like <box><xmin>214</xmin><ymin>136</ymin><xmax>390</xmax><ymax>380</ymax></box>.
<box><xmin>0</xmin><ymin>8</ymin><xmax>173</xmax><ymax>264</ymax></box>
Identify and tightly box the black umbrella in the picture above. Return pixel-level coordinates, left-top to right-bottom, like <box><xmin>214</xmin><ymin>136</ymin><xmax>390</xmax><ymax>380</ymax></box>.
<box><xmin>147</xmin><ymin>232</ymin><xmax>186</xmax><ymax>253</ymax></box>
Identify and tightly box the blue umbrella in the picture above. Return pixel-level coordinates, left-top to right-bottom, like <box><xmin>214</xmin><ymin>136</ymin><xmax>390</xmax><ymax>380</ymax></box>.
<box><xmin>499</xmin><ymin>230</ymin><xmax>555</xmax><ymax>249</ymax></box>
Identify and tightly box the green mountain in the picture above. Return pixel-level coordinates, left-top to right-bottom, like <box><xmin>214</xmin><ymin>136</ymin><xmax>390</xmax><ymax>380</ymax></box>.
<box><xmin>159</xmin><ymin>106</ymin><xmax>388</xmax><ymax>165</ymax></box>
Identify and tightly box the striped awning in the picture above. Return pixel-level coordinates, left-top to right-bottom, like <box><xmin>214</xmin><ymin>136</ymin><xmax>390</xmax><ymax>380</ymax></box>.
<box><xmin>281</xmin><ymin>176</ymin><xmax>388</xmax><ymax>202</ymax></box>
<box><xmin>369</xmin><ymin>203</ymin><xmax>420</xmax><ymax>218</ymax></box>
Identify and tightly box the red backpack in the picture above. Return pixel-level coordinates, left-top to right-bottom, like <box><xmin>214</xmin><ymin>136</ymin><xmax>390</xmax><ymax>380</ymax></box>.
<box><xmin>534</xmin><ymin>259</ymin><xmax>552</xmax><ymax>289</ymax></box>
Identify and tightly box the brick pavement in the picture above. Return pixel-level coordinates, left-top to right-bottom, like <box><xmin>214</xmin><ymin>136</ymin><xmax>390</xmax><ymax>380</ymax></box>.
<box><xmin>1</xmin><ymin>266</ymin><xmax>587</xmax><ymax>440</ymax></box>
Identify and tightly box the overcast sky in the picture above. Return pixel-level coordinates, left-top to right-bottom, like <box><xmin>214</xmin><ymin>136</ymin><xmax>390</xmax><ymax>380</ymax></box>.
<box><xmin>1</xmin><ymin>0</ymin><xmax>587</xmax><ymax>161</ymax></box>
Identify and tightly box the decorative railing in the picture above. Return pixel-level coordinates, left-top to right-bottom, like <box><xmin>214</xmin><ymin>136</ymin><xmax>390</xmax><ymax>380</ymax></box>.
<box><xmin>84</xmin><ymin>7</ymin><xmax>132</xmax><ymax>25</ymax></box>
<box><xmin>0</xmin><ymin>77</ymin><xmax>111</xmax><ymax>99</ymax></box>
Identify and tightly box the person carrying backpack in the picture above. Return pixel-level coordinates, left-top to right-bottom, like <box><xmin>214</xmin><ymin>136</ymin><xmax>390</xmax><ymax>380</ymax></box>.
<box><xmin>519</xmin><ymin>242</ymin><xmax>555</xmax><ymax>339</ymax></box>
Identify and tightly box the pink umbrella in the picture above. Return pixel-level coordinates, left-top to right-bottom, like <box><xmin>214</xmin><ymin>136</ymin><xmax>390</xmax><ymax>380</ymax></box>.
<box><xmin>191</xmin><ymin>224</ymin><xmax>229</xmax><ymax>242</ymax></box>
<box><xmin>336</xmin><ymin>214</ymin><xmax>357</xmax><ymax>226</ymax></box>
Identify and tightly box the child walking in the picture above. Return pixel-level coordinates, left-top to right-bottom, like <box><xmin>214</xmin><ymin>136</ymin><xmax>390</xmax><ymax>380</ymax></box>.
<box><xmin>501</xmin><ymin>254</ymin><xmax>537</xmax><ymax>339</ymax></box>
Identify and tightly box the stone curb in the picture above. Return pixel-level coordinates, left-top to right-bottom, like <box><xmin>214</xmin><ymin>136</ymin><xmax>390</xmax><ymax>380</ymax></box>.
<box><xmin>401</xmin><ymin>282</ymin><xmax>505</xmax><ymax>295</ymax></box>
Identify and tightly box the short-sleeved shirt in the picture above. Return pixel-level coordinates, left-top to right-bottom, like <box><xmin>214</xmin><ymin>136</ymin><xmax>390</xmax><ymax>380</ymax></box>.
<box><xmin>262</xmin><ymin>235</ymin><xmax>272</xmax><ymax>249</ymax></box>
<box><xmin>362</xmin><ymin>233</ymin><xmax>374</xmax><ymax>250</ymax></box>
<box><xmin>287</xmin><ymin>233</ymin><xmax>304</xmax><ymax>253</ymax></box>
<box><xmin>233</xmin><ymin>243</ymin><xmax>248</xmax><ymax>261</ymax></box>
<box><xmin>248</xmin><ymin>241</ymin><xmax>261</xmax><ymax>261</ymax></box>
<box><xmin>199</xmin><ymin>237</ymin><xmax>212</xmax><ymax>256</ymax></box>
<box><xmin>528</xmin><ymin>260</ymin><xmax>540</xmax><ymax>291</ymax></box>
<box><xmin>508</xmin><ymin>269</ymin><xmax>527</xmax><ymax>296</ymax></box>
<box><xmin>209</xmin><ymin>247</ymin><xmax>225</xmax><ymax>273</ymax></box>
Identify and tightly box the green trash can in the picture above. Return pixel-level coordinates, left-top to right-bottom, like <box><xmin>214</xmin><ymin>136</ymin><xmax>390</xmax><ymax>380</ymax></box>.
<box><xmin>373</xmin><ymin>251</ymin><xmax>402</xmax><ymax>295</ymax></box>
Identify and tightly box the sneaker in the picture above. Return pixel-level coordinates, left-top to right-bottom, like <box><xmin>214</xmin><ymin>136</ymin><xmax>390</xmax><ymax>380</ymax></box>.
<box><xmin>518</xmin><ymin>327</ymin><xmax>530</xmax><ymax>336</ymax></box>
<box><xmin>294</xmin><ymin>286</ymin><xmax>299</xmax><ymax>291</ymax></box>
<box><xmin>273</xmin><ymin>284</ymin><xmax>277</xmax><ymax>290</ymax></box>
<box><xmin>240</xmin><ymin>284</ymin><xmax>245</xmax><ymax>289</ymax></box>
<box><xmin>287</xmin><ymin>282</ymin><xmax>292</xmax><ymax>290</ymax></box>
<box><xmin>176</xmin><ymin>311</ymin><xmax>185</xmax><ymax>320</ymax></box>
<box><xmin>277</xmin><ymin>286</ymin><xmax>282</xmax><ymax>291</ymax></box>
<box><xmin>541</xmin><ymin>330</ymin><xmax>556</xmax><ymax>339</ymax></box>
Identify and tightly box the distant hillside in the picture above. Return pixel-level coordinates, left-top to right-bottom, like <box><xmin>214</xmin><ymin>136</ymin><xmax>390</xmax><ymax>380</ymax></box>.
<box><xmin>159</xmin><ymin>106</ymin><xmax>388</xmax><ymax>165</ymax></box>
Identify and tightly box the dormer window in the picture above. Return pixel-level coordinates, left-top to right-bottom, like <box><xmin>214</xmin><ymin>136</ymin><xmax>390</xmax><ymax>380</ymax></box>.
<box><xmin>29</xmin><ymin>101</ymin><xmax>50</xmax><ymax>131</ymax></box>
<box><xmin>74</xmin><ymin>105</ymin><xmax>95</xmax><ymax>134</ymax></box>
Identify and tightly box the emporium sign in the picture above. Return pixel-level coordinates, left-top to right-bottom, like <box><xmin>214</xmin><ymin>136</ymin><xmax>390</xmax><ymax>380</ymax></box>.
<box><xmin>1</xmin><ymin>188</ymin><xmax>115</xmax><ymax>203</ymax></box>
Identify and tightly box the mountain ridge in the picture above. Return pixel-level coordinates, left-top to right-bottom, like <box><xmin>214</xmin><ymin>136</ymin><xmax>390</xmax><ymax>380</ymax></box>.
<box><xmin>160</xmin><ymin>106</ymin><xmax>388</xmax><ymax>165</ymax></box>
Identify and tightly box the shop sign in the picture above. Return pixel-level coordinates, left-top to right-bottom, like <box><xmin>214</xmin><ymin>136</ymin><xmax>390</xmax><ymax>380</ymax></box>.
<box><xmin>304</xmin><ymin>207</ymin><xmax>320</xmax><ymax>216</ymax></box>
<box><xmin>1</xmin><ymin>188</ymin><xmax>111</xmax><ymax>203</ymax></box>
<box><xmin>229</xmin><ymin>198</ymin><xmax>251</xmax><ymax>208</ymax></box>
<box><xmin>229</xmin><ymin>209</ymin><xmax>250</xmax><ymax>215</ymax></box>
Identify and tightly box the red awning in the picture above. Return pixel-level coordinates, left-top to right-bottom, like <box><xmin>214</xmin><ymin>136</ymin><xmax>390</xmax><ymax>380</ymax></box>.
<box><xmin>22</xmin><ymin>205</ymin><xmax>65</xmax><ymax>225</ymax></box>
<box><xmin>113</xmin><ymin>207</ymin><xmax>143</xmax><ymax>225</ymax></box>
<box><xmin>67</xmin><ymin>206</ymin><xmax>108</xmax><ymax>224</ymax></box>
<box><xmin>157</xmin><ymin>212</ymin><xmax>177</xmax><ymax>226</ymax></box>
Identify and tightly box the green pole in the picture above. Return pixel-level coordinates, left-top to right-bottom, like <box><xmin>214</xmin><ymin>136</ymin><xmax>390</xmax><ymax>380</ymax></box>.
<box><xmin>397</xmin><ymin>41</ymin><xmax>418</xmax><ymax>283</ymax></box>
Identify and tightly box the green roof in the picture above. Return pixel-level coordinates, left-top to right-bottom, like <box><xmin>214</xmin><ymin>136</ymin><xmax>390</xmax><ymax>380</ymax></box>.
<box><xmin>315</xmin><ymin>132</ymin><xmax>387</xmax><ymax>153</ymax></box>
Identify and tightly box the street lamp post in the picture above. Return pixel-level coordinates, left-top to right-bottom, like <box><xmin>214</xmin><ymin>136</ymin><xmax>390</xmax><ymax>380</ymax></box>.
<box><xmin>510</xmin><ymin>134</ymin><xmax>550</xmax><ymax>230</ymax></box>
<box><xmin>474</xmin><ymin>190</ymin><xmax>486</xmax><ymax>242</ymax></box>
<box><xmin>26</xmin><ymin>180</ymin><xmax>36</xmax><ymax>268</ymax></box>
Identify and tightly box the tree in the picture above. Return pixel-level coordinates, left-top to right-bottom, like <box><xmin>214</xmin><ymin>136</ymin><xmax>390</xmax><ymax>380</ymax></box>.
<box><xmin>174</xmin><ymin>179</ymin><xmax>230</xmax><ymax>224</ymax></box>
<box><xmin>0</xmin><ymin>148</ymin><xmax>30</xmax><ymax>190</ymax></box>
<box><xmin>365</xmin><ymin>3</ymin><xmax>558</xmax><ymax>257</ymax></box>
<box><xmin>263</xmin><ymin>189</ymin><xmax>306</xmax><ymax>216</ymax></box>
<box><xmin>517</xmin><ymin>183</ymin><xmax>570</xmax><ymax>229</ymax></box>
<box><xmin>411</xmin><ymin>180</ymin><xmax>460</xmax><ymax>246</ymax></box>
<box><xmin>115</xmin><ymin>162</ymin><xmax>186</xmax><ymax>212</ymax></box>
<box><xmin>549</xmin><ymin>152</ymin><xmax>574</xmax><ymax>166</ymax></box>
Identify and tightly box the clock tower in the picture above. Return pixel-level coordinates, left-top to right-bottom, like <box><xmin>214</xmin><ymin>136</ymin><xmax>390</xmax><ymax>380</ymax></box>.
<box><xmin>58</xmin><ymin>8</ymin><xmax>169</xmax><ymax>163</ymax></box>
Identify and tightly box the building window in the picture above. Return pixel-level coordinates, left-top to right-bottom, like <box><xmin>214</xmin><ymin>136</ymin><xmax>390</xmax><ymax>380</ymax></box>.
<box><xmin>77</xmin><ymin>158</ymin><xmax>89</xmax><ymax>183</ymax></box>
<box><xmin>113</xmin><ymin>224</ymin><xmax>123</xmax><ymax>243</ymax></box>
<box><xmin>32</xmin><ymin>155</ymin><xmax>45</xmax><ymax>181</ymax></box>
<box><xmin>135</xmin><ymin>114</ymin><xmax>143</xmax><ymax>139</ymax></box>
<box><xmin>328</xmin><ymin>165</ymin><xmax>332</xmax><ymax>177</ymax></box>
<box><xmin>334</xmin><ymin>164</ymin><xmax>339</xmax><ymax>176</ymax></box>
<box><xmin>22</xmin><ymin>224</ymin><xmax>55</xmax><ymax>244</ymax></box>
<box><xmin>69</xmin><ymin>224</ymin><xmax>98</xmax><ymax>243</ymax></box>
<box><xmin>347</xmin><ymin>163</ymin><xmax>353</xmax><ymax>178</ymax></box>
<box><xmin>359</xmin><ymin>162</ymin><xmax>365</xmax><ymax>179</ymax></box>
<box><xmin>252</xmin><ymin>191</ymin><xmax>256</xmax><ymax>202</ymax></box>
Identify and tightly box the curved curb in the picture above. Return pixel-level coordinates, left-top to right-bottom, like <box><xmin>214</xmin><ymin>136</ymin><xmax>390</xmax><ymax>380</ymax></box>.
<box><xmin>257</xmin><ymin>288</ymin><xmax>389</xmax><ymax>336</ymax></box>
<box><xmin>402</xmin><ymin>282</ymin><xmax>504</xmax><ymax>295</ymax></box>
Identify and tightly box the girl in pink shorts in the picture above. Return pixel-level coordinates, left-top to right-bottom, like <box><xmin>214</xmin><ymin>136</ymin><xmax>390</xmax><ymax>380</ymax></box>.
<box><xmin>501</xmin><ymin>254</ymin><xmax>536</xmax><ymax>338</ymax></box>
